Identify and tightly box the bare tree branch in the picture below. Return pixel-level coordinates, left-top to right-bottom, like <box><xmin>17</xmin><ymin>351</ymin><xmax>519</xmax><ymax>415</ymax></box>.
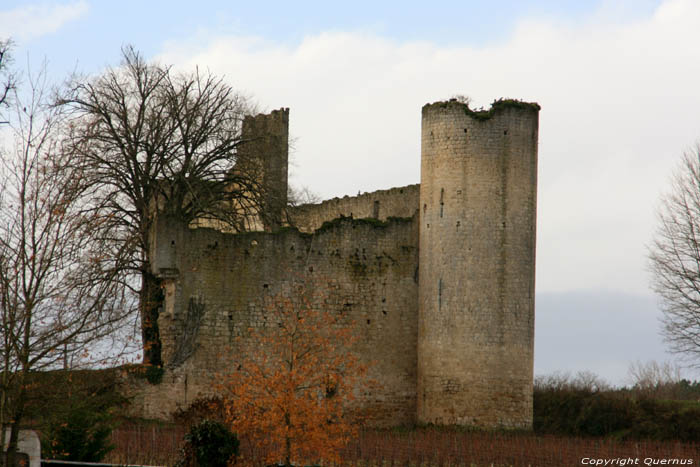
<box><xmin>0</xmin><ymin>38</ymin><xmax>16</xmax><ymax>113</ymax></box>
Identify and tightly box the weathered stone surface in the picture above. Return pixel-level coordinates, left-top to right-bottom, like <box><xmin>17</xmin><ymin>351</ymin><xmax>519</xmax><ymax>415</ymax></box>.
<box><xmin>418</xmin><ymin>100</ymin><xmax>538</xmax><ymax>428</ymax></box>
<box><xmin>143</xmin><ymin>215</ymin><xmax>419</xmax><ymax>425</ymax></box>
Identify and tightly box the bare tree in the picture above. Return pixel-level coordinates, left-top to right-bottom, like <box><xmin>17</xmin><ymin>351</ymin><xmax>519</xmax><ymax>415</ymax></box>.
<box><xmin>59</xmin><ymin>46</ymin><xmax>267</xmax><ymax>366</ymax></box>
<box><xmin>0</xmin><ymin>64</ymin><xmax>134</xmax><ymax>465</ymax></box>
<box><xmin>534</xmin><ymin>370</ymin><xmax>610</xmax><ymax>392</ymax></box>
<box><xmin>627</xmin><ymin>360</ymin><xmax>682</xmax><ymax>398</ymax></box>
<box><xmin>287</xmin><ymin>184</ymin><xmax>322</xmax><ymax>206</ymax></box>
<box><xmin>649</xmin><ymin>146</ymin><xmax>700</xmax><ymax>367</ymax></box>
<box><xmin>0</xmin><ymin>38</ymin><xmax>16</xmax><ymax>111</ymax></box>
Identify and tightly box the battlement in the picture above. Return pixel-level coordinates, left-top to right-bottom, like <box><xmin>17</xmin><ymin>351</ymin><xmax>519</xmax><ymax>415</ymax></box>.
<box><xmin>423</xmin><ymin>98</ymin><xmax>540</xmax><ymax>120</ymax></box>
<box><xmin>288</xmin><ymin>184</ymin><xmax>420</xmax><ymax>232</ymax></box>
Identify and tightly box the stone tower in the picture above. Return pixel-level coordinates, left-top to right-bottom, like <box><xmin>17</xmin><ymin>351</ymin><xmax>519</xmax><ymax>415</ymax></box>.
<box><xmin>417</xmin><ymin>99</ymin><xmax>539</xmax><ymax>428</ymax></box>
<box><xmin>237</xmin><ymin>108</ymin><xmax>289</xmax><ymax>230</ymax></box>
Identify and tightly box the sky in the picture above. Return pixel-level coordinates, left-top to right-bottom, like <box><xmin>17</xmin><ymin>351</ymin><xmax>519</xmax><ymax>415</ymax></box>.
<box><xmin>2</xmin><ymin>0</ymin><xmax>699</xmax><ymax>385</ymax></box>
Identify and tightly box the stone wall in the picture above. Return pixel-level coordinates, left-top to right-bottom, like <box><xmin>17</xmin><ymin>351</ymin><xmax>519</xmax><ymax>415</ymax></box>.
<box><xmin>289</xmin><ymin>185</ymin><xmax>419</xmax><ymax>232</ymax></box>
<box><xmin>142</xmin><ymin>214</ymin><xmax>419</xmax><ymax>424</ymax></box>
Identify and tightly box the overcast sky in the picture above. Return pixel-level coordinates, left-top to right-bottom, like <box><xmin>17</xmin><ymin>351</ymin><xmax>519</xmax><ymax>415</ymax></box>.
<box><xmin>2</xmin><ymin>0</ymin><xmax>699</xmax><ymax>384</ymax></box>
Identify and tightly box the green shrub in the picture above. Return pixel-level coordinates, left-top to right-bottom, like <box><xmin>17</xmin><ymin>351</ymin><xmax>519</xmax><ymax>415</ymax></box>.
<box><xmin>574</xmin><ymin>392</ymin><xmax>636</xmax><ymax>437</ymax></box>
<box><xmin>175</xmin><ymin>419</ymin><xmax>239</xmax><ymax>467</ymax></box>
<box><xmin>144</xmin><ymin>365</ymin><xmax>164</xmax><ymax>384</ymax></box>
<box><xmin>534</xmin><ymin>383</ymin><xmax>700</xmax><ymax>441</ymax></box>
<box><xmin>41</xmin><ymin>404</ymin><xmax>114</xmax><ymax>462</ymax></box>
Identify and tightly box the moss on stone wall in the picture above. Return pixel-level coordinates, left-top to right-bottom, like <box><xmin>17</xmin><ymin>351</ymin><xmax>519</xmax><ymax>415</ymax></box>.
<box><xmin>289</xmin><ymin>185</ymin><xmax>419</xmax><ymax>233</ymax></box>
<box><xmin>348</xmin><ymin>259</ymin><xmax>368</xmax><ymax>277</ymax></box>
<box><xmin>276</xmin><ymin>225</ymin><xmax>313</xmax><ymax>238</ymax></box>
<box><xmin>315</xmin><ymin>215</ymin><xmax>414</xmax><ymax>234</ymax></box>
<box><xmin>423</xmin><ymin>98</ymin><xmax>540</xmax><ymax>121</ymax></box>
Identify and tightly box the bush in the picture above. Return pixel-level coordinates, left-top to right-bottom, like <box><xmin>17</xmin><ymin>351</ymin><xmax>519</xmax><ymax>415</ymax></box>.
<box><xmin>175</xmin><ymin>419</ymin><xmax>239</xmax><ymax>467</ymax></box>
<box><xmin>41</xmin><ymin>404</ymin><xmax>114</xmax><ymax>462</ymax></box>
<box><xmin>534</xmin><ymin>377</ymin><xmax>700</xmax><ymax>441</ymax></box>
<box><xmin>574</xmin><ymin>392</ymin><xmax>636</xmax><ymax>437</ymax></box>
<box><xmin>144</xmin><ymin>365</ymin><xmax>164</xmax><ymax>384</ymax></box>
<box><xmin>172</xmin><ymin>396</ymin><xmax>226</xmax><ymax>427</ymax></box>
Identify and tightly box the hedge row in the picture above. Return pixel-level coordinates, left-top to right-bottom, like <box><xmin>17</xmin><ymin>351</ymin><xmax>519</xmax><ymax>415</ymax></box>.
<box><xmin>534</xmin><ymin>387</ymin><xmax>700</xmax><ymax>441</ymax></box>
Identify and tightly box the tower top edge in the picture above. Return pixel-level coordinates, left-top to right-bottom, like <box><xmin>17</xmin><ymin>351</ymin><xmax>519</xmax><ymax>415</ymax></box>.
<box><xmin>422</xmin><ymin>98</ymin><xmax>540</xmax><ymax>121</ymax></box>
<box><xmin>244</xmin><ymin>107</ymin><xmax>290</xmax><ymax>122</ymax></box>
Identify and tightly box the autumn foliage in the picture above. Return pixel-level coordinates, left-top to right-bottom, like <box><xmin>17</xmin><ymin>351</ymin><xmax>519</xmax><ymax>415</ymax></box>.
<box><xmin>218</xmin><ymin>283</ymin><xmax>369</xmax><ymax>466</ymax></box>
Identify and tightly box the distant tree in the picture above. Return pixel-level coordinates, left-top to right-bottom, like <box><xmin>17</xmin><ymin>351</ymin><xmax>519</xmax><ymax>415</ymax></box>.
<box><xmin>287</xmin><ymin>184</ymin><xmax>322</xmax><ymax>206</ymax></box>
<box><xmin>649</xmin><ymin>146</ymin><xmax>700</xmax><ymax>366</ymax></box>
<box><xmin>534</xmin><ymin>371</ymin><xmax>573</xmax><ymax>392</ymax></box>
<box><xmin>0</xmin><ymin>64</ymin><xmax>132</xmax><ymax>465</ymax></box>
<box><xmin>534</xmin><ymin>371</ymin><xmax>610</xmax><ymax>392</ymax></box>
<box><xmin>218</xmin><ymin>282</ymin><xmax>368</xmax><ymax>466</ymax></box>
<box><xmin>570</xmin><ymin>370</ymin><xmax>611</xmax><ymax>392</ymax></box>
<box><xmin>627</xmin><ymin>360</ymin><xmax>683</xmax><ymax>399</ymax></box>
<box><xmin>59</xmin><ymin>46</ymin><xmax>269</xmax><ymax>366</ymax></box>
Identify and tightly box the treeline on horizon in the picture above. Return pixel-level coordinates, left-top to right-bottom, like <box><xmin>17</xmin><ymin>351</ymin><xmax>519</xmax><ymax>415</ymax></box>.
<box><xmin>534</xmin><ymin>369</ymin><xmax>700</xmax><ymax>441</ymax></box>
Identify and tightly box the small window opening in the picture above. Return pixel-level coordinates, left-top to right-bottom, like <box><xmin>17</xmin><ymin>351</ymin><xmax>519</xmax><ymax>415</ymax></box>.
<box><xmin>440</xmin><ymin>188</ymin><xmax>445</xmax><ymax>218</ymax></box>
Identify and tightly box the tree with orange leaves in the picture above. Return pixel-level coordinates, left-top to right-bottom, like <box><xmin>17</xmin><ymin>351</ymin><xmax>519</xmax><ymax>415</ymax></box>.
<box><xmin>218</xmin><ymin>282</ymin><xmax>368</xmax><ymax>466</ymax></box>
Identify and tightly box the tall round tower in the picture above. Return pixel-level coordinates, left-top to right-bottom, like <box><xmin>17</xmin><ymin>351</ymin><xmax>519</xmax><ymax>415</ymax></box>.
<box><xmin>417</xmin><ymin>99</ymin><xmax>539</xmax><ymax>428</ymax></box>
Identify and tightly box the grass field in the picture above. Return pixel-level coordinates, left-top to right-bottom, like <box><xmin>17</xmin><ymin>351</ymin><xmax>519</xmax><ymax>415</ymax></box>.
<box><xmin>104</xmin><ymin>424</ymin><xmax>700</xmax><ymax>466</ymax></box>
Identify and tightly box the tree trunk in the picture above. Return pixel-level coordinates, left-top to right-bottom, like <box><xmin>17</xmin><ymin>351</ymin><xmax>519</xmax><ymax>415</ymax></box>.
<box><xmin>140</xmin><ymin>268</ymin><xmax>163</xmax><ymax>367</ymax></box>
<box><xmin>284</xmin><ymin>412</ymin><xmax>292</xmax><ymax>467</ymax></box>
<box><xmin>3</xmin><ymin>378</ymin><xmax>26</xmax><ymax>467</ymax></box>
<box><xmin>4</xmin><ymin>424</ymin><xmax>19</xmax><ymax>467</ymax></box>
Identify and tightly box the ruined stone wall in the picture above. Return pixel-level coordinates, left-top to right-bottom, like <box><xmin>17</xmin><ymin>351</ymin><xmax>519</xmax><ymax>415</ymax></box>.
<box><xmin>418</xmin><ymin>100</ymin><xmax>539</xmax><ymax>428</ymax></box>
<box><xmin>143</xmin><ymin>214</ymin><xmax>419</xmax><ymax>424</ymax></box>
<box><xmin>289</xmin><ymin>185</ymin><xmax>419</xmax><ymax>233</ymax></box>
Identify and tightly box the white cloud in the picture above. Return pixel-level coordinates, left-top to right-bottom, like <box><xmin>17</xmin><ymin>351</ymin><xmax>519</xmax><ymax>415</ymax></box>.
<box><xmin>157</xmin><ymin>0</ymin><xmax>700</xmax><ymax>295</ymax></box>
<box><xmin>0</xmin><ymin>1</ymin><xmax>89</xmax><ymax>41</ymax></box>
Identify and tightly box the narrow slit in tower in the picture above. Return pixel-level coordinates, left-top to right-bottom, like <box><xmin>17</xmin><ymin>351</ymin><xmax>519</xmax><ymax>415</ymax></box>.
<box><xmin>440</xmin><ymin>188</ymin><xmax>444</xmax><ymax>218</ymax></box>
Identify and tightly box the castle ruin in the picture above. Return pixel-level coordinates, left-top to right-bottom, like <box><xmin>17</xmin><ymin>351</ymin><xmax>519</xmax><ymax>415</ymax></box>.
<box><xmin>136</xmin><ymin>98</ymin><xmax>540</xmax><ymax>428</ymax></box>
